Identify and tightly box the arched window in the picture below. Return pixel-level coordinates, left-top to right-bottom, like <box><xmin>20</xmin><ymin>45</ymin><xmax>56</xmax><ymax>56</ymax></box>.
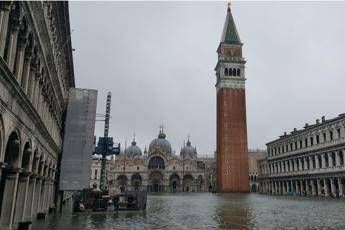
<box><xmin>224</xmin><ymin>68</ymin><xmax>228</xmax><ymax>76</ymax></box>
<box><xmin>232</xmin><ymin>68</ymin><xmax>237</xmax><ymax>76</ymax></box>
<box><xmin>229</xmin><ymin>68</ymin><xmax>232</xmax><ymax>76</ymax></box>
<box><xmin>237</xmin><ymin>68</ymin><xmax>241</xmax><ymax>76</ymax></box>
<box><xmin>148</xmin><ymin>156</ymin><xmax>165</xmax><ymax>169</ymax></box>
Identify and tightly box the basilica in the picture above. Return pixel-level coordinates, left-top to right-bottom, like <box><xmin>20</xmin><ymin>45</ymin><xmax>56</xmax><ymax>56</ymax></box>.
<box><xmin>91</xmin><ymin>128</ymin><xmax>216</xmax><ymax>193</ymax></box>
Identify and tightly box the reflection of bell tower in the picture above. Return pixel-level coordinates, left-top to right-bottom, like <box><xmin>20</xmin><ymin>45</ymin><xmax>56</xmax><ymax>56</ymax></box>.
<box><xmin>215</xmin><ymin>4</ymin><xmax>249</xmax><ymax>192</ymax></box>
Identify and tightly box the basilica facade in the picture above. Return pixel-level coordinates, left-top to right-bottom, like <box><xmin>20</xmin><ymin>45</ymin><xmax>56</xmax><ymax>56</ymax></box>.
<box><xmin>92</xmin><ymin>129</ymin><xmax>216</xmax><ymax>193</ymax></box>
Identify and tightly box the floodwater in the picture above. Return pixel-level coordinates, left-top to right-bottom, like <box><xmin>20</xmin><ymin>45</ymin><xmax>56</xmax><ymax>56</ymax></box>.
<box><xmin>32</xmin><ymin>193</ymin><xmax>345</xmax><ymax>229</ymax></box>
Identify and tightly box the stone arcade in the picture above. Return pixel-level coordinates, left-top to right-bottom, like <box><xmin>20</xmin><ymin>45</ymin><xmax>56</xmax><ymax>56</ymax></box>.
<box><xmin>0</xmin><ymin>2</ymin><xmax>74</xmax><ymax>229</ymax></box>
<box><xmin>258</xmin><ymin>114</ymin><xmax>345</xmax><ymax>197</ymax></box>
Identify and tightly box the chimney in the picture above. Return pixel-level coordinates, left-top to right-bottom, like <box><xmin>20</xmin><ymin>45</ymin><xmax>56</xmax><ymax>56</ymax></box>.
<box><xmin>304</xmin><ymin>123</ymin><xmax>309</xmax><ymax>128</ymax></box>
<box><xmin>284</xmin><ymin>132</ymin><xmax>287</xmax><ymax>136</ymax></box>
<box><xmin>322</xmin><ymin>116</ymin><xmax>325</xmax><ymax>122</ymax></box>
<box><xmin>294</xmin><ymin>128</ymin><xmax>297</xmax><ymax>132</ymax></box>
<box><xmin>316</xmin><ymin>119</ymin><xmax>320</xmax><ymax>124</ymax></box>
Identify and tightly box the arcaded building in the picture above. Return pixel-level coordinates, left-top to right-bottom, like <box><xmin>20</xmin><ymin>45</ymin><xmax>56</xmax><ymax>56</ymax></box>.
<box><xmin>248</xmin><ymin>150</ymin><xmax>266</xmax><ymax>192</ymax></box>
<box><xmin>0</xmin><ymin>2</ymin><xmax>74</xmax><ymax>229</ymax></box>
<box><xmin>258</xmin><ymin>114</ymin><xmax>345</xmax><ymax>197</ymax></box>
<box><xmin>215</xmin><ymin>5</ymin><xmax>249</xmax><ymax>192</ymax></box>
<box><xmin>97</xmin><ymin>129</ymin><xmax>216</xmax><ymax>193</ymax></box>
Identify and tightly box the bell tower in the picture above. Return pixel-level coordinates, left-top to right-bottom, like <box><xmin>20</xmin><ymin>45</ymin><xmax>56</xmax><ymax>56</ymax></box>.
<box><xmin>215</xmin><ymin>4</ymin><xmax>249</xmax><ymax>192</ymax></box>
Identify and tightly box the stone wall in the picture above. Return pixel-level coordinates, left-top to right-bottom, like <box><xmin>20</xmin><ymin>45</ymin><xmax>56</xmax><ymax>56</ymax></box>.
<box><xmin>0</xmin><ymin>2</ymin><xmax>74</xmax><ymax>229</ymax></box>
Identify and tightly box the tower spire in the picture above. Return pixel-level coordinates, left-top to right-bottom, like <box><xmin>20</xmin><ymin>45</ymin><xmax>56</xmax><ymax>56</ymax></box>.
<box><xmin>221</xmin><ymin>1</ymin><xmax>241</xmax><ymax>44</ymax></box>
<box><xmin>227</xmin><ymin>0</ymin><xmax>231</xmax><ymax>10</ymax></box>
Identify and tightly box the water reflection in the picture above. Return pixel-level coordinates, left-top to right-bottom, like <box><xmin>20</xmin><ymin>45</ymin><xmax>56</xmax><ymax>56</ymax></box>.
<box><xmin>32</xmin><ymin>193</ymin><xmax>345</xmax><ymax>230</ymax></box>
<box><xmin>215</xmin><ymin>194</ymin><xmax>252</xmax><ymax>229</ymax></box>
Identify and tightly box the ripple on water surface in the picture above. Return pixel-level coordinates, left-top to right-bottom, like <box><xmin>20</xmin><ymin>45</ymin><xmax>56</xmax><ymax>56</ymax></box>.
<box><xmin>32</xmin><ymin>193</ymin><xmax>345</xmax><ymax>230</ymax></box>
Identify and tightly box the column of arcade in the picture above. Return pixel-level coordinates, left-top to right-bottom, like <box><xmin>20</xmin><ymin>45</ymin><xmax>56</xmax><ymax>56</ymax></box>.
<box><xmin>0</xmin><ymin>130</ymin><xmax>57</xmax><ymax>228</ymax></box>
<box><xmin>260</xmin><ymin>177</ymin><xmax>345</xmax><ymax>198</ymax></box>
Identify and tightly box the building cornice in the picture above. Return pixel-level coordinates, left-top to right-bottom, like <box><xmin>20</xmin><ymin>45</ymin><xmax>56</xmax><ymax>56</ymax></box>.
<box><xmin>266</xmin><ymin>114</ymin><xmax>345</xmax><ymax>146</ymax></box>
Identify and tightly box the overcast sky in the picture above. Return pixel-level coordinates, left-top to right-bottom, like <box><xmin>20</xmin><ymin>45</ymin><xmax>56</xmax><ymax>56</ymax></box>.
<box><xmin>69</xmin><ymin>1</ymin><xmax>345</xmax><ymax>156</ymax></box>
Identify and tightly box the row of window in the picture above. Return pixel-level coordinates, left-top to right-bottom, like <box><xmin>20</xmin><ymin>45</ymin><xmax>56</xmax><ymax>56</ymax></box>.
<box><xmin>224</xmin><ymin>68</ymin><xmax>241</xmax><ymax>77</ymax></box>
<box><xmin>249</xmin><ymin>175</ymin><xmax>257</xmax><ymax>181</ymax></box>
<box><xmin>268</xmin><ymin>128</ymin><xmax>343</xmax><ymax>157</ymax></box>
<box><xmin>261</xmin><ymin>150</ymin><xmax>345</xmax><ymax>175</ymax></box>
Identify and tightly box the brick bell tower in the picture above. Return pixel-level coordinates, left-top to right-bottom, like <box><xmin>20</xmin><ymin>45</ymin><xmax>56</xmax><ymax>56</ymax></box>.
<box><xmin>215</xmin><ymin>4</ymin><xmax>249</xmax><ymax>192</ymax></box>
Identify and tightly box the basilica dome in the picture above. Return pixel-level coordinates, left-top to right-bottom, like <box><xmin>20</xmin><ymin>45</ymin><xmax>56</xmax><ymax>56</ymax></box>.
<box><xmin>149</xmin><ymin>129</ymin><xmax>172</xmax><ymax>154</ymax></box>
<box><xmin>126</xmin><ymin>139</ymin><xmax>142</xmax><ymax>158</ymax></box>
<box><xmin>180</xmin><ymin>139</ymin><xmax>197</xmax><ymax>158</ymax></box>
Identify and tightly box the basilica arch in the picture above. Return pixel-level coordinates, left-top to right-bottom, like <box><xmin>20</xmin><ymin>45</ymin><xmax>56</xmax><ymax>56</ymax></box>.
<box><xmin>117</xmin><ymin>174</ymin><xmax>128</xmax><ymax>192</ymax></box>
<box><xmin>169</xmin><ymin>173</ymin><xmax>181</xmax><ymax>192</ymax></box>
<box><xmin>131</xmin><ymin>173</ymin><xmax>142</xmax><ymax>191</ymax></box>
<box><xmin>183</xmin><ymin>174</ymin><xmax>194</xmax><ymax>192</ymax></box>
<box><xmin>148</xmin><ymin>170</ymin><xmax>164</xmax><ymax>192</ymax></box>
<box><xmin>148</xmin><ymin>156</ymin><xmax>165</xmax><ymax>169</ymax></box>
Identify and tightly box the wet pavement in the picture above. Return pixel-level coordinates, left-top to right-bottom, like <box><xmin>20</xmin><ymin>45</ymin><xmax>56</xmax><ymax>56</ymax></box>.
<box><xmin>32</xmin><ymin>193</ymin><xmax>345</xmax><ymax>229</ymax></box>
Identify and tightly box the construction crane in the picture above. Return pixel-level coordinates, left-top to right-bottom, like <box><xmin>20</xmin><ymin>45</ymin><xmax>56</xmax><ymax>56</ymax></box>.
<box><xmin>94</xmin><ymin>92</ymin><xmax>120</xmax><ymax>191</ymax></box>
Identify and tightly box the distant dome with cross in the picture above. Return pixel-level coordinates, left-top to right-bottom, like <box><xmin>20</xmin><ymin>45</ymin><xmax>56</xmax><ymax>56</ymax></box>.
<box><xmin>149</xmin><ymin>126</ymin><xmax>172</xmax><ymax>155</ymax></box>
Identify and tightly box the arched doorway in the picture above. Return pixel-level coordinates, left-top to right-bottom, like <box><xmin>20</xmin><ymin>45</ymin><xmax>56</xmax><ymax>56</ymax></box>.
<box><xmin>169</xmin><ymin>173</ymin><xmax>180</xmax><ymax>192</ymax></box>
<box><xmin>148</xmin><ymin>170</ymin><xmax>163</xmax><ymax>193</ymax></box>
<box><xmin>251</xmin><ymin>184</ymin><xmax>257</xmax><ymax>192</ymax></box>
<box><xmin>117</xmin><ymin>175</ymin><xmax>128</xmax><ymax>193</ymax></box>
<box><xmin>183</xmin><ymin>174</ymin><xmax>194</xmax><ymax>192</ymax></box>
<box><xmin>0</xmin><ymin>131</ymin><xmax>20</xmax><ymax>227</ymax></box>
<box><xmin>14</xmin><ymin>141</ymin><xmax>32</xmax><ymax>223</ymax></box>
<box><xmin>131</xmin><ymin>173</ymin><xmax>142</xmax><ymax>191</ymax></box>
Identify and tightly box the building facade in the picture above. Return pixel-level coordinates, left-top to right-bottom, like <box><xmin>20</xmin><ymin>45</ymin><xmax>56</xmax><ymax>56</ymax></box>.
<box><xmin>248</xmin><ymin>149</ymin><xmax>266</xmax><ymax>192</ymax></box>
<box><xmin>0</xmin><ymin>1</ymin><xmax>74</xmax><ymax>229</ymax></box>
<box><xmin>215</xmin><ymin>5</ymin><xmax>249</xmax><ymax>192</ymax></box>
<box><xmin>258</xmin><ymin>114</ymin><xmax>345</xmax><ymax>197</ymax></box>
<box><xmin>92</xmin><ymin>129</ymin><xmax>216</xmax><ymax>193</ymax></box>
<box><xmin>90</xmin><ymin>156</ymin><xmax>110</xmax><ymax>190</ymax></box>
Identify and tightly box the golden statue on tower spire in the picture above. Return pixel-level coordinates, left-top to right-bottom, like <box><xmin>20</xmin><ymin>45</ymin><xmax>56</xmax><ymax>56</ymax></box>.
<box><xmin>227</xmin><ymin>0</ymin><xmax>231</xmax><ymax>9</ymax></box>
